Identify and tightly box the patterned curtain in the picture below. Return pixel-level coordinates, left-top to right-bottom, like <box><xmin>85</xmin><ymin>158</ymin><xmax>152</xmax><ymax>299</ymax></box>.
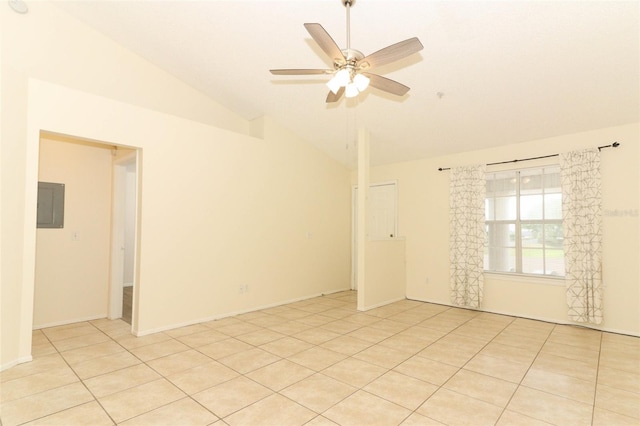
<box><xmin>449</xmin><ymin>164</ymin><xmax>486</xmax><ymax>308</ymax></box>
<box><xmin>560</xmin><ymin>148</ymin><xmax>603</xmax><ymax>324</ymax></box>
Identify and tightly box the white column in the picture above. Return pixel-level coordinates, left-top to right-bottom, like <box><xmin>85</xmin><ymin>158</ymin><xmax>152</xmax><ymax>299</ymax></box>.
<box><xmin>356</xmin><ymin>128</ymin><xmax>370</xmax><ymax>311</ymax></box>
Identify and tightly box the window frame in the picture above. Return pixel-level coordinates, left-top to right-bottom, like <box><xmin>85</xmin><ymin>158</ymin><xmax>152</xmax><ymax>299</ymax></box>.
<box><xmin>484</xmin><ymin>165</ymin><xmax>565</xmax><ymax>278</ymax></box>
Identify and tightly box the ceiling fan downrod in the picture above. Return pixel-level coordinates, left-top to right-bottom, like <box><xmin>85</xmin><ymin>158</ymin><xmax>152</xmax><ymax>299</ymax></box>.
<box><xmin>339</xmin><ymin>0</ymin><xmax>363</xmax><ymax>67</ymax></box>
<box><xmin>331</xmin><ymin>0</ymin><xmax>368</xmax><ymax>98</ymax></box>
<box><xmin>343</xmin><ymin>0</ymin><xmax>354</xmax><ymax>51</ymax></box>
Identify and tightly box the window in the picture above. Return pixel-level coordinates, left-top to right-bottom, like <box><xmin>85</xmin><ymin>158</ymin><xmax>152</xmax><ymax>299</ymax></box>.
<box><xmin>484</xmin><ymin>166</ymin><xmax>564</xmax><ymax>276</ymax></box>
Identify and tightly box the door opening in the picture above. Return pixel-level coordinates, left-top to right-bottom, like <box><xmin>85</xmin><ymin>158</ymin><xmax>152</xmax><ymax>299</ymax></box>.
<box><xmin>110</xmin><ymin>150</ymin><xmax>138</xmax><ymax>328</ymax></box>
<box><xmin>33</xmin><ymin>134</ymin><xmax>140</xmax><ymax>333</ymax></box>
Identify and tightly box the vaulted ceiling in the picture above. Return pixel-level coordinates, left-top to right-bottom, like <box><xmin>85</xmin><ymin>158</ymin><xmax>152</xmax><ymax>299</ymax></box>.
<box><xmin>54</xmin><ymin>0</ymin><xmax>639</xmax><ymax>167</ymax></box>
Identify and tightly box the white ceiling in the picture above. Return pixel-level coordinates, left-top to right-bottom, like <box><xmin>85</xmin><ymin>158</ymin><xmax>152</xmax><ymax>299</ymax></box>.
<box><xmin>53</xmin><ymin>0</ymin><xmax>639</xmax><ymax>167</ymax></box>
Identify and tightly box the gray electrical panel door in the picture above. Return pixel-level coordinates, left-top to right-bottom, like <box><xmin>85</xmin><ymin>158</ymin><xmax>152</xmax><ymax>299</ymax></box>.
<box><xmin>37</xmin><ymin>182</ymin><xmax>65</xmax><ymax>228</ymax></box>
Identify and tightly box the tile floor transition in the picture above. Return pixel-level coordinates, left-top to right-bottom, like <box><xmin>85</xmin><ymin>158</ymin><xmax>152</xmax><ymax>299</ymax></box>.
<box><xmin>1</xmin><ymin>291</ymin><xmax>639</xmax><ymax>425</ymax></box>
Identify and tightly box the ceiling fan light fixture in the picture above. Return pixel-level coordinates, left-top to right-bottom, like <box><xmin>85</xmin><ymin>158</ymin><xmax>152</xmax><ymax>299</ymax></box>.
<box><xmin>326</xmin><ymin>68</ymin><xmax>351</xmax><ymax>94</ymax></box>
<box><xmin>353</xmin><ymin>73</ymin><xmax>370</xmax><ymax>92</ymax></box>
<box><xmin>326</xmin><ymin>77</ymin><xmax>342</xmax><ymax>94</ymax></box>
<box><xmin>334</xmin><ymin>68</ymin><xmax>351</xmax><ymax>86</ymax></box>
<box><xmin>345</xmin><ymin>82</ymin><xmax>359</xmax><ymax>98</ymax></box>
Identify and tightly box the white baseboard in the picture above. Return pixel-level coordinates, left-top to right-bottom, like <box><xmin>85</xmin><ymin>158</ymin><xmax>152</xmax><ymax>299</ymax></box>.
<box><xmin>1</xmin><ymin>355</ymin><xmax>33</xmax><ymax>372</ymax></box>
<box><xmin>135</xmin><ymin>287</ymin><xmax>352</xmax><ymax>337</ymax></box>
<box><xmin>357</xmin><ymin>296</ymin><xmax>406</xmax><ymax>312</ymax></box>
<box><xmin>481</xmin><ymin>305</ymin><xmax>640</xmax><ymax>337</ymax></box>
<box><xmin>406</xmin><ymin>296</ymin><xmax>640</xmax><ymax>337</ymax></box>
<box><xmin>32</xmin><ymin>314</ymin><xmax>106</xmax><ymax>330</ymax></box>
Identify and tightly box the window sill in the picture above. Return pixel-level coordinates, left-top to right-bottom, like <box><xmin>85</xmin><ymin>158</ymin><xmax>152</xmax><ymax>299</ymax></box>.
<box><xmin>484</xmin><ymin>272</ymin><xmax>565</xmax><ymax>286</ymax></box>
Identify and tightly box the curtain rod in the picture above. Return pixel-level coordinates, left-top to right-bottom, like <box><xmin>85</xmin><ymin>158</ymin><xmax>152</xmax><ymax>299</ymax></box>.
<box><xmin>437</xmin><ymin>142</ymin><xmax>620</xmax><ymax>171</ymax></box>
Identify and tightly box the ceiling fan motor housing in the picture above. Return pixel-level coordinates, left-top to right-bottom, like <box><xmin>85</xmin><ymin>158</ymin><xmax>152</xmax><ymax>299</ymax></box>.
<box><xmin>337</xmin><ymin>49</ymin><xmax>365</xmax><ymax>68</ymax></box>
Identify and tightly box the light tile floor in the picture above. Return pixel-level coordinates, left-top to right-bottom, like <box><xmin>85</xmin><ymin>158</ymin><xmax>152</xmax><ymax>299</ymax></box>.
<box><xmin>1</xmin><ymin>291</ymin><xmax>639</xmax><ymax>425</ymax></box>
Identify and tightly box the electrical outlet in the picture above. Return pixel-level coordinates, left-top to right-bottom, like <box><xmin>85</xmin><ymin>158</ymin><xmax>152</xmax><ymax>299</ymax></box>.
<box><xmin>425</xmin><ymin>277</ymin><xmax>430</xmax><ymax>285</ymax></box>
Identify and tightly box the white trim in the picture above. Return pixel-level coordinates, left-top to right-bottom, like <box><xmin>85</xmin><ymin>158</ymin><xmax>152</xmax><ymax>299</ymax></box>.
<box><xmin>32</xmin><ymin>314</ymin><xmax>106</xmax><ymax>330</ymax></box>
<box><xmin>115</xmin><ymin>151</ymin><xmax>136</xmax><ymax>165</ymax></box>
<box><xmin>109</xmin><ymin>149</ymin><xmax>140</xmax><ymax>330</ymax></box>
<box><xmin>109</xmin><ymin>163</ymin><xmax>126</xmax><ymax>320</ymax></box>
<box><xmin>406</xmin><ymin>296</ymin><xmax>639</xmax><ymax>337</ymax></box>
<box><xmin>485</xmin><ymin>272</ymin><xmax>607</xmax><ymax>289</ymax></box>
<box><xmin>19</xmin><ymin>100</ymin><xmax>41</xmax><ymax>370</ymax></box>
<box><xmin>130</xmin><ymin>150</ymin><xmax>142</xmax><ymax>333</ymax></box>
<box><xmin>484</xmin><ymin>272</ymin><xmax>565</xmax><ymax>286</ymax></box>
<box><xmin>134</xmin><ymin>288</ymin><xmax>351</xmax><ymax>337</ymax></box>
<box><xmin>1</xmin><ymin>356</ymin><xmax>33</xmax><ymax>372</ymax></box>
<box><xmin>1</xmin><ymin>361</ymin><xmax>19</xmax><ymax>372</ymax></box>
<box><xmin>351</xmin><ymin>185</ymin><xmax>357</xmax><ymax>290</ymax></box>
<box><xmin>357</xmin><ymin>296</ymin><xmax>406</xmax><ymax>312</ymax></box>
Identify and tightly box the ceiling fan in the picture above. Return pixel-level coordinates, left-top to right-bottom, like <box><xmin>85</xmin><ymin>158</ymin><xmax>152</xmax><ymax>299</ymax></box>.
<box><xmin>270</xmin><ymin>0</ymin><xmax>423</xmax><ymax>103</ymax></box>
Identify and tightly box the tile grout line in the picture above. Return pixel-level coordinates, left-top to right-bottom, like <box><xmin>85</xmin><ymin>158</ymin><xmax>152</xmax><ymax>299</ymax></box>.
<box><xmin>218</xmin><ymin>298</ymin><xmax>434</xmax><ymax>425</ymax></box>
<box><xmin>10</xmin><ymin>293</ymin><xmax>635</xmax><ymax>426</ymax></box>
<box><xmin>30</xmin><ymin>321</ymin><xmax>120</xmax><ymax>426</ymax></box>
<box><xmin>288</xmin><ymin>301</ymin><xmax>449</xmax><ymax>425</ymax></box>
<box><xmin>80</xmin><ymin>318</ymin><xmax>264</xmax><ymax>423</ymax></box>
<box><xmin>499</xmin><ymin>323</ymin><xmax>607</xmax><ymax>424</ymax></box>
<box><xmin>493</xmin><ymin>321</ymin><xmax>557</xmax><ymax>425</ymax></box>
<box><xmin>210</xmin><ymin>299</ymin><xmax>360</xmax><ymax>424</ymax></box>
<box><xmin>38</xmin><ymin>320</ymin><xmax>216</xmax><ymax>425</ymax></box>
<box><xmin>329</xmin><ymin>306</ymin><xmax>489</xmax><ymax>425</ymax></box>
<box><xmin>590</xmin><ymin>330</ymin><xmax>604</xmax><ymax>426</ymax></box>
<box><xmin>416</xmin><ymin>311</ymin><xmax>515</xmax><ymax>425</ymax></box>
<box><xmin>157</xmin><ymin>301</ymin><xmax>354</xmax><ymax>423</ymax></box>
<box><xmin>221</xmin><ymin>300</ymin><xmax>377</xmax><ymax>424</ymax></box>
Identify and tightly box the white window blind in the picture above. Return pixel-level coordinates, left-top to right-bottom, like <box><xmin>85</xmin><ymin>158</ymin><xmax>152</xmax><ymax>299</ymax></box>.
<box><xmin>484</xmin><ymin>166</ymin><xmax>565</xmax><ymax>277</ymax></box>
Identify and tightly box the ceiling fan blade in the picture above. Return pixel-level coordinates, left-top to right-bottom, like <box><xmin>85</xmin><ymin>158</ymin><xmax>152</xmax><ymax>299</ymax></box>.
<box><xmin>270</xmin><ymin>69</ymin><xmax>330</xmax><ymax>75</ymax></box>
<box><xmin>362</xmin><ymin>73</ymin><xmax>410</xmax><ymax>96</ymax></box>
<box><xmin>358</xmin><ymin>37</ymin><xmax>423</xmax><ymax>70</ymax></box>
<box><xmin>326</xmin><ymin>87</ymin><xmax>345</xmax><ymax>103</ymax></box>
<box><xmin>304</xmin><ymin>23</ymin><xmax>345</xmax><ymax>64</ymax></box>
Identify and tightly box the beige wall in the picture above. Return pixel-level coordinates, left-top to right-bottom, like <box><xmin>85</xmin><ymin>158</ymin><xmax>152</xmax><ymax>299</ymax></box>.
<box><xmin>27</xmin><ymin>82</ymin><xmax>351</xmax><ymax>335</ymax></box>
<box><xmin>0</xmin><ymin>0</ymin><xmax>249</xmax><ymax>369</ymax></box>
<box><xmin>35</xmin><ymin>137</ymin><xmax>113</xmax><ymax>327</ymax></box>
<box><xmin>1</xmin><ymin>2</ymin><xmax>248</xmax><ymax>136</ymax></box>
<box><xmin>363</xmin><ymin>240</ymin><xmax>406</xmax><ymax>310</ymax></box>
<box><xmin>0</xmin><ymin>3</ymin><xmax>351</xmax><ymax>369</ymax></box>
<box><xmin>366</xmin><ymin>123</ymin><xmax>639</xmax><ymax>335</ymax></box>
<box><xmin>133</xmin><ymin>112</ymin><xmax>353</xmax><ymax>333</ymax></box>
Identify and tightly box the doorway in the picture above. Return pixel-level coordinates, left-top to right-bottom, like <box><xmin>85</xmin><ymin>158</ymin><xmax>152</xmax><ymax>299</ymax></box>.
<box><xmin>33</xmin><ymin>134</ymin><xmax>140</xmax><ymax>331</ymax></box>
<box><xmin>110</xmin><ymin>150</ymin><xmax>138</xmax><ymax>327</ymax></box>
